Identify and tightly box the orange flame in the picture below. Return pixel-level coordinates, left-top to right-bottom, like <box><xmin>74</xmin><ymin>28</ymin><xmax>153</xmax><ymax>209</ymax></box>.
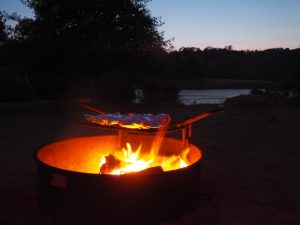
<box><xmin>99</xmin><ymin>129</ymin><xmax>190</xmax><ymax>175</ymax></box>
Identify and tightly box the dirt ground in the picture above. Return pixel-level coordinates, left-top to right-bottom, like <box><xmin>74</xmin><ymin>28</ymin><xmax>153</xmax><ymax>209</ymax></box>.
<box><xmin>0</xmin><ymin>100</ymin><xmax>299</xmax><ymax>225</ymax></box>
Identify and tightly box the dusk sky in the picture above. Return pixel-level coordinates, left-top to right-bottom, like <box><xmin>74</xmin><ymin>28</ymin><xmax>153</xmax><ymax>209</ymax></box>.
<box><xmin>1</xmin><ymin>0</ymin><xmax>300</xmax><ymax>50</ymax></box>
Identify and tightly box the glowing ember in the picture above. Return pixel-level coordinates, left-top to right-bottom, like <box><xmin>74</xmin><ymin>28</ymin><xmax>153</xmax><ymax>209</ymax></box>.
<box><xmin>99</xmin><ymin>142</ymin><xmax>190</xmax><ymax>175</ymax></box>
<box><xmin>98</xmin><ymin>128</ymin><xmax>190</xmax><ymax>175</ymax></box>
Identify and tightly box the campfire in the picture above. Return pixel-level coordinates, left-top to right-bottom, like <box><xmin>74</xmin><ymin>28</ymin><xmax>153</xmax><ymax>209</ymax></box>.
<box><xmin>98</xmin><ymin>141</ymin><xmax>190</xmax><ymax>175</ymax></box>
<box><xmin>36</xmin><ymin>133</ymin><xmax>199</xmax><ymax>175</ymax></box>
<box><xmin>96</xmin><ymin>126</ymin><xmax>191</xmax><ymax>175</ymax></box>
<box><xmin>83</xmin><ymin>112</ymin><xmax>190</xmax><ymax>175</ymax></box>
<box><xmin>34</xmin><ymin>104</ymin><xmax>224</xmax><ymax>225</ymax></box>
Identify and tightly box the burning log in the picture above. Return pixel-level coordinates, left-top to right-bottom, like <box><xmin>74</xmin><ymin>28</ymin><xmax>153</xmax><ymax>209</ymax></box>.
<box><xmin>101</xmin><ymin>156</ymin><xmax>163</xmax><ymax>175</ymax></box>
<box><xmin>100</xmin><ymin>154</ymin><xmax>121</xmax><ymax>174</ymax></box>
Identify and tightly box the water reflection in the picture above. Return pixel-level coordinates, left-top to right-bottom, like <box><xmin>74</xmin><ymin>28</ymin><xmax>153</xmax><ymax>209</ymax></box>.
<box><xmin>179</xmin><ymin>89</ymin><xmax>251</xmax><ymax>105</ymax></box>
<box><xmin>134</xmin><ymin>89</ymin><xmax>251</xmax><ymax>105</ymax></box>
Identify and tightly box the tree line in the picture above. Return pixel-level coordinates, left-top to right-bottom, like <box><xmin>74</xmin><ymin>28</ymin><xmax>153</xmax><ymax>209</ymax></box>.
<box><xmin>0</xmin><ymin>0</ymin><xmax>299</xmax><ymax>101</ymax></box>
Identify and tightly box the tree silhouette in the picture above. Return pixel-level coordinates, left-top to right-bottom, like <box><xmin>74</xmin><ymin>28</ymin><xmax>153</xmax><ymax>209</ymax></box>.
<box><xmin>0</xmin><ymin>11</ymin><xmax>8</xmax><ymax>45</ymax></box>
<box><xmin>20</xmin><ymin>0</ymin><xmax>165</xmax><ymax>53</ymax></box>
<box><xmin>1</xmin><ymin>1</ymin><xmax>300</xmax><ymax>102</ymax></box>
<box><xmin>14</xmin><ymin>0</ymin><xmax>167</xmax><ymax>99</ymax></box>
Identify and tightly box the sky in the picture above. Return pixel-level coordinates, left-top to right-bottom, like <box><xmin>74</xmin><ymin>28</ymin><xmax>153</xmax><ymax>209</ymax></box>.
<box><xmin>1</xmin><ymin>0</ymin><xmax>300</xmax><ymax>50</ymax></box>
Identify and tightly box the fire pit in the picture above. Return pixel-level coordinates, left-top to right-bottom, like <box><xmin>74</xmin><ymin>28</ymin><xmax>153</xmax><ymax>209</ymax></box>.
<box><xmin>35</xmin><ymin>107</ymin><xmax>224</xmax><ymax>225</ymax></box>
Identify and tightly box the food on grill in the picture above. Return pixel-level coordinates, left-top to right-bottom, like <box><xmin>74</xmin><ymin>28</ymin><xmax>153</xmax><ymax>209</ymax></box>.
<box><xmin>84</xmin><ymin>113</ymin><xmax>171</xmax><ymax>129</ymax></box>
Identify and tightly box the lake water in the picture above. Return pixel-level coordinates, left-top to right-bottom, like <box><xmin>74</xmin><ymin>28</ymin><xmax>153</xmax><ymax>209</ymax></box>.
<box><xmin>135</xmin><ymin>89</ymin><xmax>251</xmax><ymax>105</ymax></box>
<box><xmin>179</xmin><ymin>89</ymin><xmax>251</xmax><ymax>105</ymax></box>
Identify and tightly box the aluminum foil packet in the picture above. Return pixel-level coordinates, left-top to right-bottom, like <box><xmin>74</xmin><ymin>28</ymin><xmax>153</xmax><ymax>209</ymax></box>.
<box><xmin>84</xmin><ymin>113</ymin><xmax>171</xmax><ymax>129</ymax></box>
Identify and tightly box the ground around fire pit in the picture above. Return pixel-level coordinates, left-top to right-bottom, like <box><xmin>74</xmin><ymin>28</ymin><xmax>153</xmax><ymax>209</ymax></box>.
<box><xmin>0</xmin><ymin>99</ymin><xmax>299</xmax><ymax>225</ymax></box>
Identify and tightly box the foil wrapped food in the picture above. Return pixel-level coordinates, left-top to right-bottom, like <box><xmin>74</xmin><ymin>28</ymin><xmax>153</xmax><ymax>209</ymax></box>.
<box><xmin>84</xmin><ymin>113</ymin><xmax>171</xmax><ymax>129</ymax></box>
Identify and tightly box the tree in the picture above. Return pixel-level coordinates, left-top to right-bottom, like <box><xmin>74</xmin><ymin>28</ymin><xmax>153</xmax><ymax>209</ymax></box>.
<box><xmin>224</xmin><ymin>45</ymin><xmax>233</xmax><ymax>51</ymax></box>
<box><xmin>0</xmin><ymin>11</ymin><xmax>8</xmax><ymax>45</ymax></box>
<box><xmin>20</xmin><ymin>0</ymin><xmax>165</xmax><ymax>53</ymax></box>
<box><xmin>14</xmin><ymin>0</ymin><xmax>167</xmax><ymax>99</ymax></box>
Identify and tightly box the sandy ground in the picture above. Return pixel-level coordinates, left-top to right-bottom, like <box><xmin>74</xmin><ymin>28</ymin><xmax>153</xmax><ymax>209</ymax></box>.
<box><xmin>0</xmin><ymin>100</ymin><xmax>299</xmax><ymax>225</ymax></box>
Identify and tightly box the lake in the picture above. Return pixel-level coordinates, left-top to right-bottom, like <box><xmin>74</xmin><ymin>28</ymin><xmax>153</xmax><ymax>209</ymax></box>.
<box><xmin>179</xmin><ymin>89</ymin><xmax>251</xmax><ymax>105</ymax></box>
<box><xmin>135</xmin><ymin>89</ymin><xmax>251</xmax><ymax>105</ymax></box>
